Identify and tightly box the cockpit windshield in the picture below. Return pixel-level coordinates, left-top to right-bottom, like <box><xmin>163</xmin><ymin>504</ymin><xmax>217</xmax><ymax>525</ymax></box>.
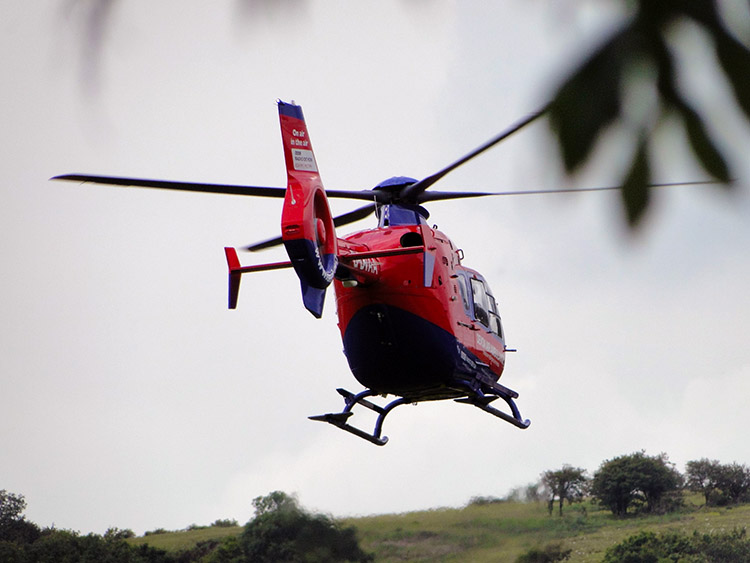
<box><xmin>377</xmin><ymin>204</ymin><xmax>429</xmax><ymax>227</ymax></box>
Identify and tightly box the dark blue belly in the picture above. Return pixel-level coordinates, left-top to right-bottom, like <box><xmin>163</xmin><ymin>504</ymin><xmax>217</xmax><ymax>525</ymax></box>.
<box><xmin>342</xmin><ymin>304</ymin><xmax>460</xmax><ymax>395</ymax></box>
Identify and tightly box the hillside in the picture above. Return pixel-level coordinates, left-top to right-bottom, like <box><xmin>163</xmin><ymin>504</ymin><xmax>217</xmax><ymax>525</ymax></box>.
<box><xmin>128</xmin><ymin>495</ymin><xmax>750</xmax><ymax>562</ymax></box>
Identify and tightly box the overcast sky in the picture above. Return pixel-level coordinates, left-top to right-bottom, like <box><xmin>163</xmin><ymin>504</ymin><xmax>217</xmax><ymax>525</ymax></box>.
<box><xmin>2</xmin><ymin>0</ymin><xmax>750</xmax><ymax>535</ymax></box>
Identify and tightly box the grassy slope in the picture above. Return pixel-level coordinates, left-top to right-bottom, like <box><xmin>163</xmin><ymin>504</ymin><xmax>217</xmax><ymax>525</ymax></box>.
<box><xmin>127</xmin><ymin>525</ymin><xmax>243</xmax><ymax>552</ymax></box>
<box><xmin>128</xmin><ymin>497</ymin><xmax>750</xmax><ymax>562</ymax></box>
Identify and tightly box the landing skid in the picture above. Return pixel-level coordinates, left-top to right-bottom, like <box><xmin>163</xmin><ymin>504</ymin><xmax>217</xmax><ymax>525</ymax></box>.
<box><xmin>309</xmin><ymin>384</ymin><xmax>530</xmax><ymax>446</ymax></box>
<box><xmin>309</xmin><ymin>389</ymin><xmax>406</xmax><ymax>446</ymax></box>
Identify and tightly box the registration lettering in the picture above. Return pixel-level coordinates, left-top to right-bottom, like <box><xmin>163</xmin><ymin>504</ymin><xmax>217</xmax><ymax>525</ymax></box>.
<box><xmin>476</xmin><ymin>333</ymin><xmax>503</xmax><ymax>362</ymax></box>
<box><xmin>292</xmin><ymin>149</ymin><xmax>317</xmax><ymax>172</ymax></box>
<box><xmin>351</xmin><ymin>258</ymin><xmax>379</xmax><ymax>275</ymax></box>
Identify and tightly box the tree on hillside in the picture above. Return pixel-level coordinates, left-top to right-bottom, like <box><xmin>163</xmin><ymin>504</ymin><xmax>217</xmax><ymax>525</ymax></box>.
<box><xmin>714</xmin><ymin>462</ymin><xmax>750</xmax><ymax>505</ymax></box>
<box><xmin>0</xmin><ymin>490</ymin><xmax>25</xmax><ymax>524</ymax></box>
<box><xmin>0</xmin><ymin>490</ymin><xmax>40</xmax><ymax>544</ymax></box>
<box><xmin>591</xmin><ymin>452</ymin><xmax>683</xmax><ymax>516</ymax></box>
<box><xmin>540</xmin><ymin>465</ymin><xmax>588</xmax><ymax>516</ymax></box>
<box><xmin>686</xmin><ymin>458</ymin><xmax>721</xmax><ymax>506</ymax></box>
<box><xmin>239</xmin><ymin>491</ymin><xmax>373</xmax><ymax>563</ymax></box>
<box><xmin>686</xmin><ymin>459</ymin><xmax>750</xmax><ymax>506</ymax></box>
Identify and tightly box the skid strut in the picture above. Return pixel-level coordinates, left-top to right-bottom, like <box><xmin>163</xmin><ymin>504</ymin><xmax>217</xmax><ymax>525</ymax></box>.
<box><xmin>310</xmin><ymin>382</ymin><xmax>530</xmax><ymax>445</ymax></box>
<box><xmin>309</xmin><ymin>388</ymin><xmax>408</xmax><ymax>446</ymax></box>
<box><xmin>451</xmin><ymin>376</ymin><xmax>531</xmax><ymax>429</ymax></box>
<box><xmin>454</xmin><ymin>392</ymin><xmax>530</xmax><ymax>429</ymax></box>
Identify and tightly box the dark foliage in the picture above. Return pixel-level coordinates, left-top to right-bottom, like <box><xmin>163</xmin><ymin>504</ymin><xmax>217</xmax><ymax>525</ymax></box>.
<box><xmin>548</xmin><ymin>0</ymin><xmax>748</xmax><ymax>226</ymax></box>
<box><xmin>0</xmin><ymin>491</ymin><xmax>41</xmax><ymax>546</ymax></box>
<box><xmin>0</xmin><ymin>488</ymin><xmax>373</xmax><ymax>563</ymax></box>
<box><xmin>0</xmin><ymin>491</ymin><xmax>173</xmax><ymax>563</ymax></box>
<box><xmin>516</xmin><ymin>541</ymin><xmax>572</xmax><ymax>562</ymax></box>
<box><xmin>0</xmin><ymin>491</ymin><xmax>27</xmax><ymax>525</ymax></box>
<box><xmin>204</xmin><ymin>535</ymin><xmax>242</xmax><ymax>563</ymax></box>
<box><xmin>239</xmin><ymin>491</ymin><xmax>373</xmax><ymax>563</ymax></box>
<box><xmin>0</xmin><ymin>518</ymin><xmax>41</xmax><ymax>545</ymax></box>
<box><xmin>591</xmin><ymin>451</ymin><xmax>683</xmax><ymax>516</ymax></box>
<box><xmin>603</xmin><ymin>528</ymin><xmax>750</xmax><ymax>562</ymax></box>
<box><xmin>467</xmin><ymin>495</ymin><xmax>505</xmax><ymax>506</ymax></box>
<box><xmin>20</xmin><ymin>528</ymin><xmax>172</xmax><ymax>563</ymax></box>
<box><xmin>686</xmin><ymin>459</ymin><xmax>750</xmax><ymax>506</ymax></box>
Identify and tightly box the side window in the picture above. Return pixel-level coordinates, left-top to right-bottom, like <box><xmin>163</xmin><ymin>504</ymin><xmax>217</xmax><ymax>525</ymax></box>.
<box><xmin>470</xmin><ymin>277</ymin><xmax>505</xmax><ymax>339</ymax></box>
<box><xmin>456</xmin><ymin>275</ymin><xmax>470</xmax><ymax>313</ymax></box>
<box><xmin>488</xmin><ymin>310</ymin><xmax>504</xmax><ymax>339</ymax></box>
<box><xmin>487</xmin><ymin>297</ymin><xmax>504</xmax><ymax>339</ymax></box>
<box><xmin>470</xmin><ymin>278</ymin><xmax>490</xmax><ymax>326</ymax></box>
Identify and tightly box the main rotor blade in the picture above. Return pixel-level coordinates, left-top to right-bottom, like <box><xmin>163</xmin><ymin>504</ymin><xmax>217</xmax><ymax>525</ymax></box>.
<box><xmin>52</xmin><ymin>174</ymin><xmax>288</xmax><ymax>198</ymax></box>
<box><xmin>402</xmin><ymin>106</ymin><xmax>549</xmax><ymax>202</ymax></box>
<box><xmin>243</xmin><ymin>203</ymin><xmax>378</xmax><ymax>252</ymax></box>
<box><xmin>53</xmin><ymin>173</ymin><xmax>387</xmax><ymax>202</ymax></box>
<box><xmin>243</xmin><ymin>235</ymin><xmax>284</xmax><ymax>252</ymax></box>
<box><xmin>418</xmin><ymin>180</ymin><xmax>725</xmax><ymax>202</ymax></box>
<box><xmin>332</xmin><ymin>203</ymin><xmax>379</xmax><ymax>227</ymax></box>
<box><xmin>323</xmin><ymin>189</ymin><xmax>380</xmax><ymax>201</ymax></box>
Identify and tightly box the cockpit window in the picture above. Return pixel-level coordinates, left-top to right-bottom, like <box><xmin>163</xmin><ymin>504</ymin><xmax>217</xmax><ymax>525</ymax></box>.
<box><xmin>470</xmin><ymin>278</ymin><xmax>490</xmax><ymax>326</ymax></box>
<box><xmin>379</xmin><ymin>206</ymin><xmax>417</xmax><ymax>227</ymax></box>
<box><xmin>488</xmin><ymin>310</ymin><xmax>504</xmax><ymax>339</ymax></box>
<box><xmin>470</xmin><ymin>276</ymin><xmax>504</xmax><ymax>339</ymax></box>
<box><xmin>456</xmin><ymin>275</ymin><xmax>470</xmax><ymax>312</ymax></box>
<box><xmin>378</xmin><ymin>204</ymin><xmax>429</xmax><ymax>227</ymax></box>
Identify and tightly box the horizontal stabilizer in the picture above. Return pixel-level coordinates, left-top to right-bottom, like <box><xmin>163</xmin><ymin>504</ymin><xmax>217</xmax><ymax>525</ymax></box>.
<box><xmin>224</xmin><ymin>247</ymin><xmax>293</xmax><ymax>309</ymax></box>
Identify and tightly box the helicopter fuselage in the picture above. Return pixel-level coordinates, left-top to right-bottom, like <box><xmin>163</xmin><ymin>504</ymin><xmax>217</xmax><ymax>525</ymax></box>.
<box><xmin>334</xmin><ymin>203</ymin><xmax>508</xmax><ymax>402</ymax></box>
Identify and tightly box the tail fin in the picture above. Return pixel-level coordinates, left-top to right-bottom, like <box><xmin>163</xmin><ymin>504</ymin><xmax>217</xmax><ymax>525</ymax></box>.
<box><xmin>278</xmin><ymin>101</ymin><xmax>338</xmax><ymax>318</ymax></box>
<box><xmin>224</xmin><ymin>247</ymin><xmax>243</xmax><ymax>309</ymax></box>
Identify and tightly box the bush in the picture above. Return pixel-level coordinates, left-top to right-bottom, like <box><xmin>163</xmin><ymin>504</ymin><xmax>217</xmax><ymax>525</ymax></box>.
<box><xmin>205</xmin><ymin>535</ymin><xmax>242</xmax><ymax>563</ymax></box>
<box><xmin>0</xmin><ymin>541</ymin><xmax>27</xmax><ymax>563</ymax></box>
<box><xmin>603</xmin><ymin>528</ymin><xmax>750</xmax><ymax>562</ymax></box>
<box><xmin>591</xmin><ymin>451</ymin><xmax>682</xmax><ymax>516</ymax></box>
<box><xmin>105</xmin><ymin>527</ymin><xmax>136</xmax><ymax>541</ymax></box>
<box><xmin>467</xmin><ymin>495</ymin><xmax>504</xmax><ymax>506</ymax></box>
<box><xmin>239</xmin><ymin>491</ymin><xmax>373</xmax><ymax>562</ymax></box>
<box><xmin>25</xmin><ymin>528</ymin><xmax>173</xmax><ymax>563</ymax></box>
<box><xmin>516</xmin><ymin>542</ymin><xmax>571</xmax><ymax>562</ymax></box>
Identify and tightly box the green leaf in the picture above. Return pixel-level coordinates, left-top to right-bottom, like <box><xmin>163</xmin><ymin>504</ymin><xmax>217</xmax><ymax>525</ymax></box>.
<box><xmin>713</xmin><ymin>28</ymin><xmax>750</xmax><ymax>123</ymax></box>
<box><xmin>674</xmin><ymin>97</ymin><xmax>731</xmax><ymax>183</ymax></box>
<box><xmin>548</xmin><ymin>27</ymin><xmax>631</xmax><ymax>172</ymax></box>
<box><xmin>621</xmin><ymin>137</ymin><xmax>651</xmax><ymax>227</ymax></box>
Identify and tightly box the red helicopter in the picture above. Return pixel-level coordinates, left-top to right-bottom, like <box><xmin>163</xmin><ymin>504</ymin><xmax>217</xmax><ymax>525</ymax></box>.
<box><xmin>54</xmin><ymin>101</ymin><xmax>699</xmax><ymax>445</ymax></box>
